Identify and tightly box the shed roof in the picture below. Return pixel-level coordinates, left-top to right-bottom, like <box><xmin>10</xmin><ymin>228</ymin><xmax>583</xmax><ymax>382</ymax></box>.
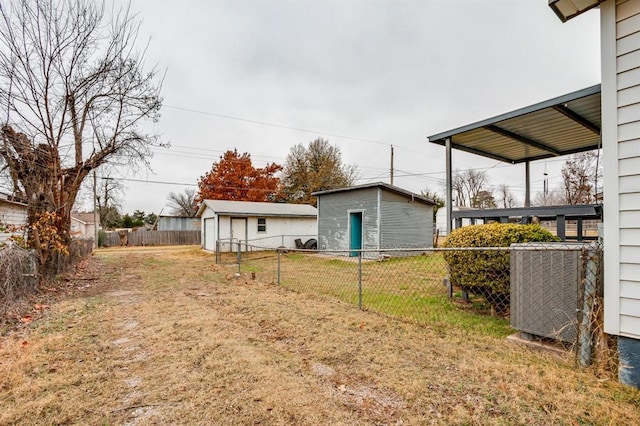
<box><xmin>427</xmin><ymin>84</ymin><xmax>601</xmax><ymax>164</ymax></box>
<box><xmin>196</xmin><ymin>200</ymin><xmax>317</xmax><ymax>218</ymax></box>
<box><xmin>312</xmin><ymin>182</ymin><xmax>436</xmax><ymax>205</ymax></box>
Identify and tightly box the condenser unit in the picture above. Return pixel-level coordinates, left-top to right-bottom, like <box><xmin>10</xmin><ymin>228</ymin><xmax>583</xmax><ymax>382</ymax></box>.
<box><xmin>510</xmin><ymin>243</ymin><xmax>590</xmax><ymax>343</ymax></box>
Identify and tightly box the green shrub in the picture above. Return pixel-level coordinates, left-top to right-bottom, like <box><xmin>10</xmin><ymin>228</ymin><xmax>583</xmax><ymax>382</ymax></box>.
<box><xmin>442</xmin><ymin>223</ymin><xmax>558</xmax><ymax>311</ymax></box>
<box><xmin>98</xmin><ymin>230</ymin><xmax>106</xmax><ymax>248</ymax></box>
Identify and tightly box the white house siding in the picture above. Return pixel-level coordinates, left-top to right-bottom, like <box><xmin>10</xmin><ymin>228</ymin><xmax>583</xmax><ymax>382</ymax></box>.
<box><xmin>0</xmin><ymin>200</ymin><xmax>28</xmax><ymax>244</ymax></box>
<box><xmin>244</xmin><ymin>216</ymin><xmax>316</xmax><ymax>247</ymax></box>
<box><xmin>602</xmin><ymin>0</ymin><xmax>640</xmax><ymax>338</ymax></box>
<box><xmin>70</xmin><ymin>219</ymin><xmax>97</xmax><ymax>241</ymax></box>
<box><xmin>211</xmin><ymin>215</ymin><xmax>316</xmax><ymax>251</ymax></box>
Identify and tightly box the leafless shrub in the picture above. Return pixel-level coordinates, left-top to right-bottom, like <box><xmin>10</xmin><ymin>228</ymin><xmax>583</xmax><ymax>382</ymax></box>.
<box><xmin>0</xmin><ymin>245</ymin><xmax>37</xmax><ymax>317</ymax></box>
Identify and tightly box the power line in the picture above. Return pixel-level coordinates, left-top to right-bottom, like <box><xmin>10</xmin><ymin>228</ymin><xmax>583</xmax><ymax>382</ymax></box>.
<box><xmin>98</xmin><ymin>176</ymin><xmax>279</xmax><ymax>194</ymax></box>
<box><xmin>165</xmin><ymin>104</ymin><xmax>392</xmax><ymax>147</ymax></box>
<box><xmin>99</xmin><ymin>176</ymin><xmax>197</xmax><ymax>187</ymax></box>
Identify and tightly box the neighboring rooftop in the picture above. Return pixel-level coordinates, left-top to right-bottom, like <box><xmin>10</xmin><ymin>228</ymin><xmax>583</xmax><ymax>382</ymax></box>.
<box><xmin>197</xmin><ymin>200</ymin><xmax>317</xmax><ymax>217</ymax></box>
<box><xmin>0</xmin><ymin>192</ymin><xmax>27</xmax><ymax>206</ymax></box>
<box><xmin>71</xmin><ymin>212</ymin><xmax>98</xmax><ymax>224</ymax></box>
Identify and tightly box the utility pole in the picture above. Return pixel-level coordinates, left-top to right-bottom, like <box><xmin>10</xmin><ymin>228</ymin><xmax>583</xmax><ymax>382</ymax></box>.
<box><xmin>390</xmin><ymin>145</ymin><xmax>394</xmax><ymax>185</ymax></box>
<box><xmin>93</xmin><ymin>171</ymin><xmax>99</xmax><ymax>248</ymax></box>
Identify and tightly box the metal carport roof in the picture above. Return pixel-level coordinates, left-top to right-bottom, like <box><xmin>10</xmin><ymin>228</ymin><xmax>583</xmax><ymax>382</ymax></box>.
<box><xmin>427</xmin><ymin>84</ymin><xmax>601</xmax><ymax>164</ymax></box>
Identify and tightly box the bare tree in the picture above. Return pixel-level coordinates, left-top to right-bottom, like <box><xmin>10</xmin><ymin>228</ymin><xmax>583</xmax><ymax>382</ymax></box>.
<box><xmin>96</xmin><ymin>175</ymin><xmax>125</xmax><ymax>229</ymax></box>
<box><xmin>0</xmin><ymin>0</ymin><xmax>162</xmax><ymax>270</ymax></box>
<box><xmin>533</xmin><ymin>188</ymin><xmax>565</xmax><ymax>206</ymax></box>
<box><xmin>561</xmin><ymin>151</ymin><xmax>599</xmax><ymax>205</ymax></box>
<box><xmin>167</xmin><ymin>188</ymin><xmax>198</xmax><ymax>217</ymax></box>
<box><xmin>452</xmin><ymin>169</ymin><xmax>490</xmax><ymax>208</ymax></box>
<box><xmin>421</xmin><ymin>186</ymin><xmax>445</xmax><ymax>221</ymax></box>
<box><xmin>496</xmin><ymin>184</ymin><xmax>517</xmax><ymax>208</ymax></box>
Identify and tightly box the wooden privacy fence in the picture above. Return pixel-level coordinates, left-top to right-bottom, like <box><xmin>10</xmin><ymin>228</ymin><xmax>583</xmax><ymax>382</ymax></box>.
<box><xmin>102</xmin><ymin>230</ymin><xmax>201</xmax><ymax>247</ymax></box>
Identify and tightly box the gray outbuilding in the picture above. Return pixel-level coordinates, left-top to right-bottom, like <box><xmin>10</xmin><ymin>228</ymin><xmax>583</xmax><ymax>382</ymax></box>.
<box><xmin>313</xmin><ymin>182</ymin><xmax>436</xmax><ymax>255</ymax></box>
<box><xmin>157</xmin><ymin>216</ymin><xmax>201</xmax><ymax>231</ymax></box>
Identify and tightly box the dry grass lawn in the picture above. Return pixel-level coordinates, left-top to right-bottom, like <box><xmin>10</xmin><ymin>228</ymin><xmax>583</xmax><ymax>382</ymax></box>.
<box><xmin>0</xmin><ymin>246</ymin><xmax>638</xmax><ymax>425</ymax></box>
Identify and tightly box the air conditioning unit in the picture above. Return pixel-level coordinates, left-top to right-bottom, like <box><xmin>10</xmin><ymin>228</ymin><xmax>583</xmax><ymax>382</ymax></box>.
<box><xmin>510</xmin><ymin>242</ymin><xmax>591</xmax><ymax>343</ymax></box>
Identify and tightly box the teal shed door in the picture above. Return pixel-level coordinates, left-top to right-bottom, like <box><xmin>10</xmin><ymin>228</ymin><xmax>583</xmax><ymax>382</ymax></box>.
<box><xmin>349</xmin><ymin>212</ymin><xmax>363</xmax><ymax>257</ymax></box>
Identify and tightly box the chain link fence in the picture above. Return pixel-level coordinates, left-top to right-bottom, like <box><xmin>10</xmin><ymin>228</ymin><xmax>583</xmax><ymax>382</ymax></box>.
<box><xmin>216</xmin><ymin>240</ymin><xmax>607</xmax><ymax>366</ymax></box>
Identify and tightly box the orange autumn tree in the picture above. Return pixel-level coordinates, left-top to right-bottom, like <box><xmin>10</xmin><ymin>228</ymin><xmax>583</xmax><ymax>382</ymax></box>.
<box><xmin>197</xmin><ymin>149</ymin><xmax>283</xmax><ymax>202</ymax></box>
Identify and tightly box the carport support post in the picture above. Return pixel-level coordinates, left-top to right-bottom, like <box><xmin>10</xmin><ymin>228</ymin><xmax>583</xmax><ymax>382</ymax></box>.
<box><xmin>358</xmin><ymin>251</ymin><xmax>363</xmax><ymax>310</ymax></box>
<box><xmin>525</xmin><ymin>161</ymin><xmax>531</xmax><ymax>207</ymax></box>
<box><xmin>446</xmin><ymin>137</ymin><xmax>453</xmax><ymax>235</ymax></box>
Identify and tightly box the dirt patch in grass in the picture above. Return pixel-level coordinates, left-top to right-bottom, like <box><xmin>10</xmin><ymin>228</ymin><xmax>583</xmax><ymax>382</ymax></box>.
<box><xmin>1</xmin><ymin>246</ymin><xmax>638</xmax><ymax>425</ymax></box>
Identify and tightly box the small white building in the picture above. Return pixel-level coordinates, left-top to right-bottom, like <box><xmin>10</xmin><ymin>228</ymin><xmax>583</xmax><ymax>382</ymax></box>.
<box><xmin>0</xmin><ymin>193</ymin><xmax>28</xmax><ymax>244</ymax></box>
<box><xmin>70</xmin><ymin>212</ymin><xmax>99</xmax><ymax>242</ymax></box>
<box><xmin>196</xmin><ymin>200</ymin><xmax>317</xmax><ymax>252</ymax></box>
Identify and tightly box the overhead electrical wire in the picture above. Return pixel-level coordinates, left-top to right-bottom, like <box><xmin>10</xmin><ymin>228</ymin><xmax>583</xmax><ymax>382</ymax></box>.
<box><xmin>164</xmin><ymin>104</ymin><xmax>392</xmax><ymax>147</ymax></box>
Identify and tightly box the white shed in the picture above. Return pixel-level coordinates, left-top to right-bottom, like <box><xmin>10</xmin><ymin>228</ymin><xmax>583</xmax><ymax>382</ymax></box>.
<box><xmin>0</xmin><ymin>193</ymin><xmax>28</xmax><ymax>245</ymax></box>
<box><xmin>196</xmin><ymin>200</ymin><xmax>317</xmax><ymax>252</ymax></box>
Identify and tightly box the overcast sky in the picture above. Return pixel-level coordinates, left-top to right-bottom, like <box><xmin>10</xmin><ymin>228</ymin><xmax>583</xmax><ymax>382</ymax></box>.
<box><xmin>94</xmin><ymin>0</ymin><xmax>601</xmax><ymax>215</ymax></box>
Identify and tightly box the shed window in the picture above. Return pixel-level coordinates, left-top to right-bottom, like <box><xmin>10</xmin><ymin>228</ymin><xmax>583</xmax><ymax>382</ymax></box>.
<box><xmin>257</xmin><ymin>218</ymin><xmax>267</xmax><ymax>233</ymax></box>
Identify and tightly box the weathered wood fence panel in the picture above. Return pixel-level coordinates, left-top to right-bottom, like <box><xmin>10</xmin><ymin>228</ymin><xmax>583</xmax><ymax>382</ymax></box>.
<box><xmin>102</xmin><ymin>230</ymin><xmax>201</xmax><ymax>247</ymax></box>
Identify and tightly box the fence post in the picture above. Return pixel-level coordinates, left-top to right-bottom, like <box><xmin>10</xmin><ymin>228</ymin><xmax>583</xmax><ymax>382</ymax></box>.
<box><xmin>277</xmin><ymin>248</ymin><xmax>281</xmax><ymax>285</ymax></box>
<box><xmin>358</xmin><ymin>251</ymin><xmax>363</xmax><ymax>310</ymax></box>
<box><xmin>237</xmin><ymin>241</ymin><xmax>241</xmax><ymax>275</ymax></box>
<box><xmin>580</xmin><ymin>247</ymin><xmax>598</xmax><ymax>367</ymax></box>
